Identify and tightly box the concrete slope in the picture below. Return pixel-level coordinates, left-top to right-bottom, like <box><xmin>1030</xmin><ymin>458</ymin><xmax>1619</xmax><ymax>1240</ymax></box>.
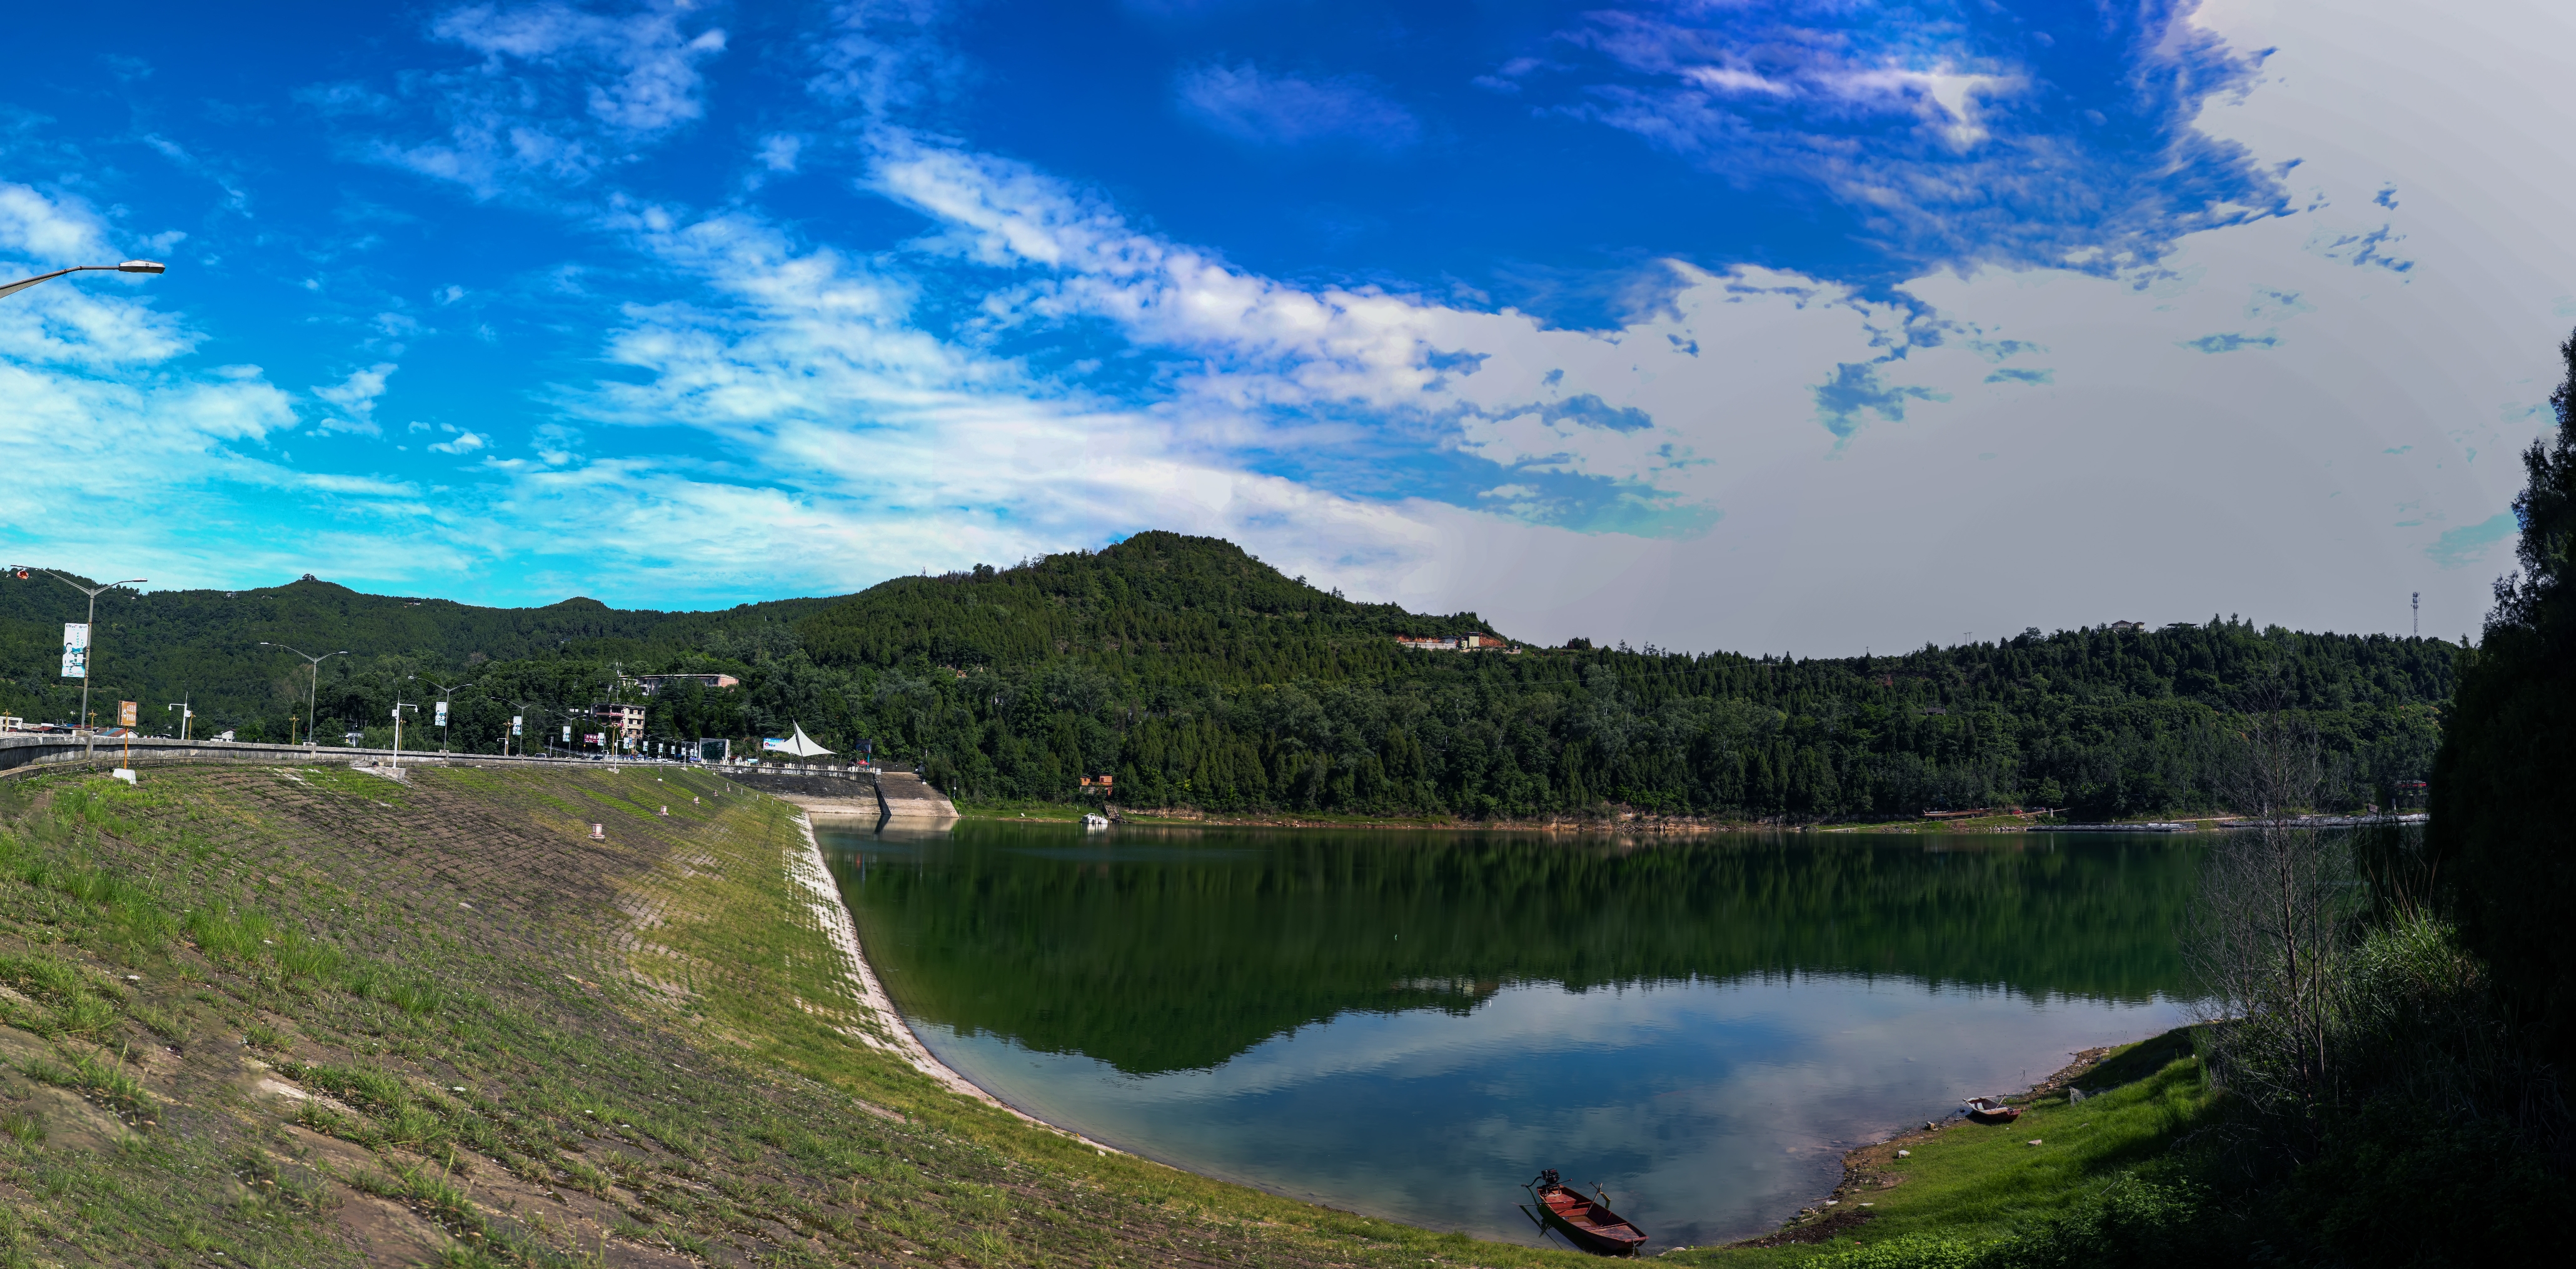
<box><xmin>875</xmin><ymin>770</ymin><xmax>958</xmax><ymax>819</ymax></box>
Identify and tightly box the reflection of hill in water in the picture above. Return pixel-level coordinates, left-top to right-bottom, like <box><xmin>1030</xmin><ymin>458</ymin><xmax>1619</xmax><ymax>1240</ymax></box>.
<box><xmin>827</xmin><ymin>826</ymin><xmax>2198</xmax><ymax>1076</ymax></box>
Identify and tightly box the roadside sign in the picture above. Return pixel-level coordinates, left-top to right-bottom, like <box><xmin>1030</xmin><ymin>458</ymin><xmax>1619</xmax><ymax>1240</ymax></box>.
<box><xmin>59</xmin><ymin>623</ymin><xmax>88</xmax><ymax>678</ymax></box>
<box><xmin>117</xmin><ymin>701</ymin><xmax>136</xmax><ymax>727</ymax></box>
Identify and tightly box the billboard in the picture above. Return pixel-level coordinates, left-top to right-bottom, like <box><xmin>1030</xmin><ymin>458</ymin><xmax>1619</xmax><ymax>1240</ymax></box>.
<box><xmin>59</xmin><ymin>623</ymin><xmax>88</xmax><ymax>679</ymax></box>
<box><xmin>117</xmin><ymin>701</ymin><xmax>136</xmax><ymax>727</ymax></box>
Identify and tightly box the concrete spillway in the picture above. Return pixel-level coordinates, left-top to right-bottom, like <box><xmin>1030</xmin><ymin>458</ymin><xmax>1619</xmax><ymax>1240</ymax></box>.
<box><xmin>716</xmin><ymin>766</ymin><xmax>957</xmax><ymax>823</ymax></box>
<box><xmin>871</xmin><ymin>771</ymin><xmax>958</xmax><ymax>820</ymax></box>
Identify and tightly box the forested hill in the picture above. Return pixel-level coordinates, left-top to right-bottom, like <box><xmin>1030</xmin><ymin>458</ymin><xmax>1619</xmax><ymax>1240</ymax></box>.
<box><xmin>1</xmin><ymin>533</ymin><xmax>2453</xmax><ymax>820</ymax></box>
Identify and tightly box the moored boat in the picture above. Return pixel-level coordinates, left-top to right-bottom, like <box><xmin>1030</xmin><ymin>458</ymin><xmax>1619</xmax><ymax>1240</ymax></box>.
<box><xmin>1521</xmin><ymin>1169</ymin><xmax>1648</xmax><ymax>1257</ymax></box>
<box><xmin>1082</xmin><ymin>813</ymin><xmax>1110</xmax><ymax>830</ymax></box>
<box><xmin>1965</xmin><ymin>1096</ymin><xmax>2022</xmax><ymax>1125</ymax></box>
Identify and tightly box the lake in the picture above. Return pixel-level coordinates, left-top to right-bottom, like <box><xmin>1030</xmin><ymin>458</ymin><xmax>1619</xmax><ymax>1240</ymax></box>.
<box><xmin>818</xmin><ymin>822</ymin><xmax>2200</xmax><ymax>1251</ymax></box>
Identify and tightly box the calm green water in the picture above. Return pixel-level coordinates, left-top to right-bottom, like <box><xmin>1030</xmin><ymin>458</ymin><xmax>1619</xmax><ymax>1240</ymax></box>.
<box><xmin>820</xmin><ymin>823</ymin><xmax>2199</xmax><ymax>1251</ymax></box>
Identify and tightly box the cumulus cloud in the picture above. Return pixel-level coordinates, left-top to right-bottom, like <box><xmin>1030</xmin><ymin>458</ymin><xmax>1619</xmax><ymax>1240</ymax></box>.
<box><xmin>1175</xmin><ymin>63</ymin><xmax>1420</xmax><ymax>150</ymax></box>
<box><xmin>0</xmin><ymin>183</ymin><xmax>113</xmax><ymax>262</ymax></box>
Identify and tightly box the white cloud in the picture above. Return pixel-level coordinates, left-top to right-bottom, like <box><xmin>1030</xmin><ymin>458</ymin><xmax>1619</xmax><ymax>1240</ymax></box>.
<box><xmin>828</xmin><ymin>26</ymin><xmax>2562</xmax><ymax>655</ymax></box>
<box><xmin>349</xmin><ymin>1</ymin><xmax>728</xmax><ymax>199</ymax></box>
<box><xmin>1175</xmin><ymin>63</ymin><xmax>1420</xmax><ymax>150</ymax></box>
<box><xmin>312</xmin><ymin>363</ymin><xmax>398</xmax><ymax>436</ymax></box>
<box><xmin>757</xmin><ymin>133</ymin><xmax>803</xmax><ymax>173</ymax></box>
<box><xmin>0</xmin><ymin>183</ymin><xmax>112</xmax><ymax>262</ymax></box>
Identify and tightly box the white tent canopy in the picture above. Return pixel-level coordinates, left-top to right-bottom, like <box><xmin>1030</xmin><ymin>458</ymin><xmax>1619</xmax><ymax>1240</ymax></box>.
<box><xmin>767</xmin><ymin>722</ymin><xmax>833</xmax><ymax>758</ymax></box>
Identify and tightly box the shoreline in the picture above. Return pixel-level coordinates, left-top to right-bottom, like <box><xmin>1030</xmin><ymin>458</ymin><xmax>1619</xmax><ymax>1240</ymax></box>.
<box><xmin>785</xmin><ymin>810</ymin><xmax>1129</xmax><ymax>1155</ymax></box>
<box><xmin>1724</xmin><ymin>1039</ymin><xmax>2145</xmax><ymax>1252</ymax></box>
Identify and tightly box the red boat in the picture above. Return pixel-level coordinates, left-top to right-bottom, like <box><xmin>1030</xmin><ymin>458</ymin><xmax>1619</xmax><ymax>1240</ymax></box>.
<box><xmin>1521</xmin><ymin>1170</ymin><xmax>1648</xmax><ymax>1257</ymax></box>
<box><xmin>1965</xmin><ymin>1096</ymin><xmax>2023</xmax><ymax>1125</ymax></box>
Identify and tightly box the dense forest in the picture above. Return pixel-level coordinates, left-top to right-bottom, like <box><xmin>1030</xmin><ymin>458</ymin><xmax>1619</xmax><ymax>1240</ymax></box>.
<box><xmin>1</xmin><ymin>533</ymin><xmax>2452</xmax><ymax>821</ymax></box>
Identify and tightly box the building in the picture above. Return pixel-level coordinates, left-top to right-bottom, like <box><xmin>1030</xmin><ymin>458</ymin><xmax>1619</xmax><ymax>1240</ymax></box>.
<box><xmin>633</xmin><ymin>673</ymin><xmax>741</xmax><ymax>695</ymax></box>
<box><xmin>593</xmin><ymin>703</ymin><xmax>646</xmax><ymax>749</ymax></box>
<box><xmin>2109</xmin><ymin>620</ymin><xmax>2146</xmax><ymax>632</ymax></box>
<box><xmin>1079</xmin><ymin>774</ymin><xmax>1114</xmax><ymax>795</ymax></box>
<box><xmin>1394</xmin><ymin>632</ymin><xmax>1517</xmax><ymax>652</ymax></box>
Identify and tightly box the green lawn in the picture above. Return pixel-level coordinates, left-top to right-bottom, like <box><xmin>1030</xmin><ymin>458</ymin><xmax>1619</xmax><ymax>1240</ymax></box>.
<box><xmin>1668</xmin><ymin>1029</ymin><xmax>2215</xmax><ymax>1265</ymax></box>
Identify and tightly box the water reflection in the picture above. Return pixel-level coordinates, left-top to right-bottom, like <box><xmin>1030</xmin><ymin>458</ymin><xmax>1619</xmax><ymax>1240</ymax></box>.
<box><xmin>822</xmin><ymin>823</ymin><xmax>2198</xmax><ymax>1248</ymax></box>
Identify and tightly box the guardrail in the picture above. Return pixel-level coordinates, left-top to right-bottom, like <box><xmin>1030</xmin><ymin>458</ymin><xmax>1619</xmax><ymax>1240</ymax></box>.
<box><xmin>0</xmin><ymin>733</ymin><xmax>699</xmax><ymax>776</ymax></box>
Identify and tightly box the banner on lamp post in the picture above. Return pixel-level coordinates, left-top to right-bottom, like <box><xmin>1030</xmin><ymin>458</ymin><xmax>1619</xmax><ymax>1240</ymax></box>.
<box><xmin>59</xmin><ymin>623</ymin><xmax>88</xmax><ymax>678</ymax></box>
<box><xmin>511</xmin><ymin>715</ymin><xmax>523</xmax><ymax>736</ymax></box>
<box><xmin>435</xmin><ymin>700</ymin><xmax>448</xmax><ymax>727</ymax></box>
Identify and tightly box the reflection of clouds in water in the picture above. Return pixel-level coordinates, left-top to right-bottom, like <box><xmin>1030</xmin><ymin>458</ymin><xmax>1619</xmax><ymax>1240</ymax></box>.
<box><xmin>919</xmin><ymin>976</ymin><xmax>2188</xmax><ymax>1248</ymax></box>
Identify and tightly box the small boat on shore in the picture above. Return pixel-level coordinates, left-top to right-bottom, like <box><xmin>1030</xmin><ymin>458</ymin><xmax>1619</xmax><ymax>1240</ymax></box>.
<box><xmin>1521</xmin><ymin>1170</ymin><xmax>1648</xmax><ymax>1256</ymax></box>
<box><xmin>1081</xmin><ymin>813</ymin><xmax>1110</xmax><ymax>830</ymax></box>
<box><xmin>1965</xmin><ymin>1096</ymin><xmax>2023</xmax><ymax>1125</ymax></box>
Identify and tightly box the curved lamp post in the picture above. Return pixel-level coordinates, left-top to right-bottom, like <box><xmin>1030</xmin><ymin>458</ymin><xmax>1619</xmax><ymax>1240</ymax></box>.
<box><xmin>261</xmin><ymin>643</ymin><xmax>348</xmax><ymax>750</ymax></box>
<box><xmin>23</xmin><ymin>570</ymin><xmax>147</xmax><ymax>740</ymax></box>
<box><xmin>411</xmin><ymin>675</ymin><xmax>476</xmax><ymax>753</ymax></box>
<box><xmin>0</xmin><ymin>260</ymin><xmax>166</xmax><ymax>301</ymax></box>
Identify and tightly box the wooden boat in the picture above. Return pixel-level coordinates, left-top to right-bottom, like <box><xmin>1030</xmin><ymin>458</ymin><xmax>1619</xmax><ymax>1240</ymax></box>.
<box><xmin>1965</xmin><ymin>1096</ymin><xmax>2023</xmax><ymax>1125</ymax></box>
<box><xmin>1521</xmin><ymin>1170</ymin><xmax>1648</xmax><ymax>1256</ymax></box>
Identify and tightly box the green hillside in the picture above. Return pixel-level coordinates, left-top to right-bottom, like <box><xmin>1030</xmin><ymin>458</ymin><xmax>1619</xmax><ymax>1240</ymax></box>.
<box><xmin>1</xmin><ymin>533</ymin><xmax>2455</xmax><ymax>821</ymax></box>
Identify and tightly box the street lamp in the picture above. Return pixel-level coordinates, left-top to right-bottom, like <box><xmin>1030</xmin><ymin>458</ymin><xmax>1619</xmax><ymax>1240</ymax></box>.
<box><xmin>261</xmin><ymin>643</ymin><xmax>348</xmax><ymax>749</ymax></box>
<box><xmin>507</xmin><ymin>698</ymin><xmax>544</xmax><ymax>758</ymax></box>
<box><xmin>0</xmin><ymin>260</ymin><xmax>166</xmax><ymax>301</ymax></box>
<box><xmin>18</xmin><ymin>569</ymin><xmax>146</xmax><ymax>743</ymax></box>
<box><xmin>165</xmin><ymin>697</ymin><xmax>194</xmax><ymax>742</ymax></box>
<box><xmin>411</xmin><ymin>675</ymin><xmax>475</xmax><ymax>753</ymax></box>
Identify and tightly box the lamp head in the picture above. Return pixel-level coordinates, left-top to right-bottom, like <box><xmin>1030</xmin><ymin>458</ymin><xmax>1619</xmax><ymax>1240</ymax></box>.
<box><xmin>116</xmin><ymin>261</ymin><xmax>166</xmax><ymax>274</ymax></box>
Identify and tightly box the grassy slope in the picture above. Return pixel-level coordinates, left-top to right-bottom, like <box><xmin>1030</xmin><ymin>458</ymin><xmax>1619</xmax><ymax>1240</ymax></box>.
<box><xmin>0</xmin><ymin>760</ymin><xmax>1601</xmax><ymax>1268</ymax></box>
<box><xmin>1669</xmin><ymin>1030</ymin><xmax>2216</xmax><ymax>1265</ymax></box>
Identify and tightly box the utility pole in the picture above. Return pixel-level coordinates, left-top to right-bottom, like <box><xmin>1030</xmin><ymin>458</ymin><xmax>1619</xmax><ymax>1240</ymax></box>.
<box><xmin>23</xmin><ymin>569</ymin><xmax>147</xmax><ymax>749</ymax></box>
<box><xmin>262</xmin><ymin>643</ymin><xmax>349</xmax><ymax>748</ymax></box>
<box><xmin>2412</xmin><ymin>591</ymin><xmax>2420</xmax><ymax>638</ymax></box>
<box><xmin>390</xmin><ymin>701</ymin><xmax>418</xmax><ymax>770</ymax></box>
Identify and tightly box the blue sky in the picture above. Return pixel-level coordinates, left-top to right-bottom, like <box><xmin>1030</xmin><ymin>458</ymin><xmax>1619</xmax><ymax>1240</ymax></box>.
<box><xmin>1</xmin><ymin>1</ymin><xmax>2566</xmax><ymax>651</ymax></box>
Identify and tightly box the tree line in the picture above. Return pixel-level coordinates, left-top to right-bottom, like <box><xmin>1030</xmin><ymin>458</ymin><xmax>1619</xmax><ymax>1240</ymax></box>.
<box><xmin>2</xmin><ymin>533</ymin><xmax>2449</xmax><ymax>820</ymax></box>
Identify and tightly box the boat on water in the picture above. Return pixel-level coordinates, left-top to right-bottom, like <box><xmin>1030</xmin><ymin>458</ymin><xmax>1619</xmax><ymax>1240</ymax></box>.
<box><xmin>1965</xmin><ymin>1096</ymin><xmax>2023</xmax><ymax>1125</ymax></box>
<box><xmin>1081</xmin><ymin>813</ymin><xmax>1110</xmax><ymax>830</ymax></box>
<box><xmin>1520</xmin><ymin>1169</ymin><xmax>1648</xmax><ymax>1257</ymax></box>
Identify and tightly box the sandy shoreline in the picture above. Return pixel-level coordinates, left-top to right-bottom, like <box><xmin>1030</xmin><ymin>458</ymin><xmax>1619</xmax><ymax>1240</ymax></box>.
<box><xmin>784</xmin><ymin>811</ymin><xmax>1127</xmax><ymax>1154</ymax></box>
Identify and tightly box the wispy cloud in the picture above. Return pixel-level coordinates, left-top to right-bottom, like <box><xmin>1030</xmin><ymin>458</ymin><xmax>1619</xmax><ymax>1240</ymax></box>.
<box><xmin>1504</xmin><ymin>0</ymin><xmax>2285</xmax><ymax>278</ymax></box>
<box><xmin>1175</xmin><ymin>63</ymin><xmax>1419</xmax><ymax>151</ymax></box>
<box><xmin>2428</xmin><ymin>512</ymin><xmax>2517</xmax><ymax>569</ymax></box>
<box><xmin>313</xmin><ymin>363</ymin><xmax>398</xmax><ymax>436</ymax></box>
<box><xmin>324</xmin><ymin>1</ymin><xmax>728</xmax><ymax>200</ymax></box>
